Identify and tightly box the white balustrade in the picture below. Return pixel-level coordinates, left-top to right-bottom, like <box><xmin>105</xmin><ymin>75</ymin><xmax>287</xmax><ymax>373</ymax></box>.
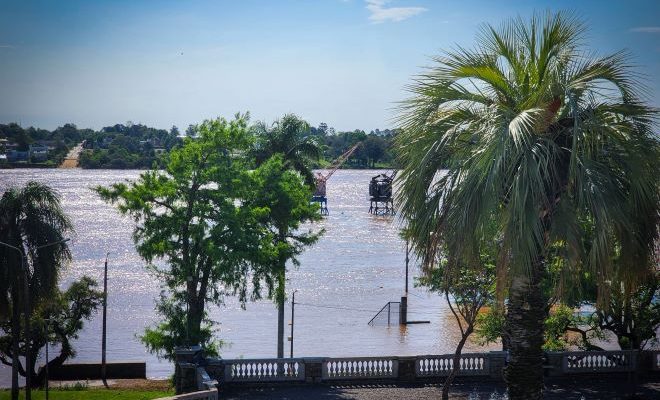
<box><xmin>562</xmin><ymin>350</ymin><xmax>636</xmax><ymax>373</ymax></box>
<box><xmin>416</xmin><ymin>353</ymin><xmax>489</xmax><ymax>377</ymax></box>
<box><xmin>322</xmin><ymin>357</ymin><xmax>398</xmax><ymax>380</ymax></box>
<box><xmin>224</xmin><ymin>358</ymin><xmax>305</xmax><ymax>382</ymax></box>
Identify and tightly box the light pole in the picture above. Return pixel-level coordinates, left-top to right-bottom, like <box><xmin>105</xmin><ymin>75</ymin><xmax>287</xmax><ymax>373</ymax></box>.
<box><xmin>0</xmin><ymin>238</ymin><xmax>69</xmax><ymax>400</ymax></box>
<box><xmin>289</xmin><ymin>290</ymin><xmax>297</xmax><ymax>358</ymax></box>
<box><xmin>101</xmin><ymin>252</ymin><xmax>109</xmax><ymax>388</ymax></box>
<box><xmin>43</xmin><ymin>318</ymin><xmax>51</xmax><ymax>400</ymax></box>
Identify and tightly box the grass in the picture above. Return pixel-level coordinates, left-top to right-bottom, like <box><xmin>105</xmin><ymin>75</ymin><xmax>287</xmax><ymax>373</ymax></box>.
<box><xmin>0</xmin><ymin>388</ymin><xmax>173</xmax><ymax>400</ymax></box>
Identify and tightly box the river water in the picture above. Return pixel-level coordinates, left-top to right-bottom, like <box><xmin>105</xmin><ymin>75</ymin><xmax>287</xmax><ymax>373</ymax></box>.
<box><xmin>0</xmin><ymin>169</ymin><xmax>498</xmax><ymax>386</ymax></box>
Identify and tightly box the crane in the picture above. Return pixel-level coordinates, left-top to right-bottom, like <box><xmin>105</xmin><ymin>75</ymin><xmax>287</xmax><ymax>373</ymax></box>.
<box><xmin>312</xmin><ymin>142</ymin><xmax>361</xmax><ymax>215</ymax></box>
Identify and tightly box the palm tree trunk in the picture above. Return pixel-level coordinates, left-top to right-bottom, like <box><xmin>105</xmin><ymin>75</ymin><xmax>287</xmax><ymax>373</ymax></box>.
<box><xmin>504</xmin><ymin>262</ymin><xmax>546</xmax><ymax>400</ymax></box>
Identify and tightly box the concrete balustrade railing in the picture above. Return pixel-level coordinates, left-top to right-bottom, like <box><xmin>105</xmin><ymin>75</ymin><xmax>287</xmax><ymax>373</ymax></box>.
<box><xmin>323</xmin><ymin>357</ymin><xmax>398</xmax><ymax>380</ymax></box>
<box><xmin>562</xmin><ymin>350</ymin><xmax>636</xmax><ymax>373</ymax></box>
<box><xmin>171</xmin><ymin>347</ymin><xmax>660</xmax><ymax>396</ymax></box>
<box><xmin>222</xmin><ymin>358</ymin><xmax>305</xmax><ymax>382</ymax></box>
<box><xmin>416</xmin><ymin>353</ymin><xmax>490</xmax><ymax>377</ymax></box>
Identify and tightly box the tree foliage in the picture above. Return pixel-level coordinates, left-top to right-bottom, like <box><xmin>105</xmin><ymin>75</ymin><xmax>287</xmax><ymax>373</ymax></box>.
<box><xmin>0</xmin><ymin>181</ymin><xmax>73</xmax><ymax>396</ymax></box>
<box><xmin>396</xmin><ymin>11</ymin><xmax>659</xmax><ymax>399</ymax></box>
<box><xmin>0</xmin><ymin>276</ymin><xmax>103</xmax><ymax>384</ymax></box>
<box><xmin>97</xmin><ymin>115</ymin><xmax>267</xmax><ymax>359</ymax></box>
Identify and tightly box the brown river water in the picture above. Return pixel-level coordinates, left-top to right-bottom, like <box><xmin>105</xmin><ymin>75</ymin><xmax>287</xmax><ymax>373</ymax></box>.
<box><xmin>0</xmin><ymin>169</ymin><xmax>499</xmax><ymax>385</ymax></box>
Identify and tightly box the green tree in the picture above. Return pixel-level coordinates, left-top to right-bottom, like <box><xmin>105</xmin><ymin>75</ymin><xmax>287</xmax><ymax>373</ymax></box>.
<box><xmin>252</xmin><ymin>114</ymin><xmax>322</xmax><ymax>186</ymax></box>
<box><xmin>250</xmin><ymin>155</ymin><xmax>322</xmax><ymax>358</ymax></box>
<box><xmin>0</xmin><ymin>182</ymin><xmax>73</xmax><ymax>399</ymax></box>
<box><xmin>396</xmin><ymin>12</ymin><xmax>659</xmax><ymax>399</ymax></box>
<box><xmin>97</xmin><ymin>115</ymin><xmax>266</xmax><ymax>360</ymax></box>
<box><xmin>0</xmin><ymin>276</ymin><xmax>103</xmax><ymax>386</ymax></box>
<box><xmin>417</xmin><ymin>240</ymin><xmax>496</xmax><ymax>400</ymax></box>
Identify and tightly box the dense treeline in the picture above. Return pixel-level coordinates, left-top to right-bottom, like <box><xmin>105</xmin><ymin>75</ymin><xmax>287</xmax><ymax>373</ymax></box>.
<box><xmin>0</xmin><ymin>121</ymin><xmax>398</xmax><ymax>169</ymax></box>
<box><xmin>80</xmin><ymin>124</ymin><xmax>181</xmax><ymax>169</ymax></box>
<box><xmin>317</xmin><ymin>128</ymin><xmax>397</xmax><ymax>168</ymax></box>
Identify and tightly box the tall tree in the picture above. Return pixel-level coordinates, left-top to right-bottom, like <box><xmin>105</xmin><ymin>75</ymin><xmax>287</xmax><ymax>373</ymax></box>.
<box><xmin>396</xmin><ymin>12</ymin><xmax>659</xmax><ymax>399</ymax></box>
<box><xmin>0</xmin><ymin>182</ymin><xmax>73</xmax><ymax>399</ymax></box>
<box><xmin>252</xmin><ymin>114</ymin><xmax>322</xmax><ymax>186</ymax></box>
<box><xmin>251</xmin><ymin>114</ymin><xmax>324</xmax><ymax>358</ymax></box>
<box><xmin>250</xmin><ymin>155</ymin><xmax>322</xmax><ymax>358</ymax></box>
<box><xmin>97</xmin><ymin>115</ymin><xmax>267</xmax><ymax>359</ymax></box>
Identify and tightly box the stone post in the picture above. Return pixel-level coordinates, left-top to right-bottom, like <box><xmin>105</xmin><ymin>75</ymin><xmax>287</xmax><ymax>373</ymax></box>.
<box><xmin>399</xmin><ymin>296</ymin><xmax>408</xmax><ymax>325</ymax></box>
<box><xmin>488</xmin><ymin>351</ymin><xmax>507</xmax><ymax>381</ymax></box>
<box><xmin>174</xmin><ymin>345</ymin><xmax>203</xmax><ymax>394</ymax></box>
<box><xmin>302</xmin><ymin>358</ymin><xmax>324</xmax><ymax>383</ymax></box>
<box><xmin>397</xmin><ymin>356</ymin><xmax>417</xmax><ymax>383</ymax></box>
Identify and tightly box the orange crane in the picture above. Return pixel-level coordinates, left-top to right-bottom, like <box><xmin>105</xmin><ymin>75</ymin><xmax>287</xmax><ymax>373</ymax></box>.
<box><xmin>312</xmin><ymin>142</ymin><xmax>361</xmax><ymax>215</ymax></box>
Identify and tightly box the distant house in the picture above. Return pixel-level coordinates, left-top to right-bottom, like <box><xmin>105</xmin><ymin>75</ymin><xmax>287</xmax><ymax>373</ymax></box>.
<box><xmin>101</xmin><ymin>137</ymin><xmax>114</xmax><ymax>148</ymax></box>
<box><xmin>7</xmin><ymin>150</ymin><xmax>29</xmax><ymax>163</ymax></box>
<box><xmin>0</xmin><ymin>154</ymin><xmax>7</xmax><ymax>164</ymax></box>
<box><xmin>29</xmin><ymin>144</ymin><xmax>49</xmax><ymax>162</ymax></box>
<box><xmin>153</xmin><ymin>147</ymin><xmax>166</xmax><ymax>155</ymax></box>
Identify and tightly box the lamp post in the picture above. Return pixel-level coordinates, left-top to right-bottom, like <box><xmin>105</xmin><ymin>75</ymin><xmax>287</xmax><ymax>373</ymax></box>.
<box><xmin>43</xmin><ymin>318</ymin><xmax>51</xmax><ymax>400</ymax></box>
<box><xmin>0</xmin><ymin>238</ymin><xmax>69</xmax><ymax>400</ymax></box>
<box><xmin>101</xmin><ymin>252</ymin><xmax>109</xmax><ymax>388</ymax></box>
<box><xmin>289</xmin><ymin>290</ymin><xmax>297</xmax><ymax>358</ymax></box>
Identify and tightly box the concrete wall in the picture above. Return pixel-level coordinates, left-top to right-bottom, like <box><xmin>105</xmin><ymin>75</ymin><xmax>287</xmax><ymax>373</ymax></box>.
<box><xmin>48</xmin><ymin>361</ymin><xmax>146</xmax><ymax>380</ymax></box>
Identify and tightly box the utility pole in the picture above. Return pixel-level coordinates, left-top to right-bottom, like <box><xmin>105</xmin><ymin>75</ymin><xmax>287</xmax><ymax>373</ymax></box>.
<box><xmin>101</xmin><ymin>253</ymin><xmax>109</xmax><ymax>387</ymax></box>
<box><xmin>405</xmin><ymin>239</ymin><xmax>409</xmax><ymax>294</ymax></box>
<box><xmin>289</xmin><ymin>290</ymin><xmax>297</xmax><ymax>358</ymax></box>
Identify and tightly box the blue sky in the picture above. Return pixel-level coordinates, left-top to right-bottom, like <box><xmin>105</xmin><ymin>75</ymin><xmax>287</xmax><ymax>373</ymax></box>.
<box><xmin>1</xmin><ymin>0</ymin><xmax>658</xmax><ymax>132</ymax></box>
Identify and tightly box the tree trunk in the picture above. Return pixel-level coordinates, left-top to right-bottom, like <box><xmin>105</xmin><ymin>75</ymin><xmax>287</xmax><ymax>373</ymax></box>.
<box><xmin>442</xmin><ymin>327</ymin><xmax>472</xmax><ymax>400</ymax></box>
<box><xmin>10</xmin><ymin>286</ymin><xmax>20</xmax><ymax>400</ymax></box>
<box><xmin>504</xmin><ymin>263</ymin><xmax>546</xmax><ymax>400</ymax></box>
<box><xmin>276</xmin><ymin>269</ymin><xmax>285</xmax><ymax>359</ymax></box>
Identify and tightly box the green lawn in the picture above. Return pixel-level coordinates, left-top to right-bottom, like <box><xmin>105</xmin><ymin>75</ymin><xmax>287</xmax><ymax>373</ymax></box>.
<box><xmin>0</xmin><ymin>389</ymin><xmax>173</xmax><ymax>400</ymax></box>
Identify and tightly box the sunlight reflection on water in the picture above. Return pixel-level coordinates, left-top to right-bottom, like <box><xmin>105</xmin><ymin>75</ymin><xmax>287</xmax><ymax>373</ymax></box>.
<box><xmin>0</xmin><ymin>168</ymin><xmax>499</xmax><ymax>385</ymax></box>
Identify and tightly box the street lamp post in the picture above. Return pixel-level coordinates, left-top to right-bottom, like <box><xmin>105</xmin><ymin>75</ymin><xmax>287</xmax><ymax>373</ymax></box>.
<box><xmin>289</xmin><ymin>290</ymin><xmax>297</xmax><ymax>358</ymax></box>
<box><xmin>43</xmin><ymin>318</ymin><xmax>51</xmax><ymax>400</ymax></box>
<box><xmin>101</xmin><ymin>252</ymin><xmax>109</xmax><ymax>388</ymax></box>
<box><xmin>0</xmin><ymin>238</ymin><xmax>69</xmax><ymax>400</ymax></box>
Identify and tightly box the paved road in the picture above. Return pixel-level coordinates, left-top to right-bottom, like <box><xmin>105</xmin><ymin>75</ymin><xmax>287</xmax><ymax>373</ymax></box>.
<box><xmin>222</xmin><ymin>378</ymin><xmax>660</xmax><ymax>399</ymax></box>
<box><xmin>60</xmin><ymin>142</ymin><xmax>83</xmax><ymax>168</ymax></box>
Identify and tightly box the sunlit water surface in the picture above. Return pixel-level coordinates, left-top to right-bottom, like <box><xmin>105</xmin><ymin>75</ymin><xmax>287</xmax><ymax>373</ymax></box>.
<box><xmin>0</xmin><ymin>169</ymin><xmax>499</xmax><ymax>386</ymax></box>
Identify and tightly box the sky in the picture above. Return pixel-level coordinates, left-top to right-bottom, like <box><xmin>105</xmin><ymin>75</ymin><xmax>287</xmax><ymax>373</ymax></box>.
<box><xmin>0</xmin><ymin>0</ymin><xmax>659</xmax><ymax>132</ymax></box>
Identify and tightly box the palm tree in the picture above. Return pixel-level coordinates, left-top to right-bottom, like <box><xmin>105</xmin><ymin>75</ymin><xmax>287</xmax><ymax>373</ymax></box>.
<box><xmin>252</xmin><ymin>114</ymin><xmax>322</xmax><ymax>186</ymax></box>
<box><xmin>395</xmin><ymin>12</ymin><xmax>659</xmax><ymax>399</ymax></box>
<box><xmin>251</xmin><ymin>114</ymin><xmax>323</xmax><ymax>358</ymax></box>
<box><xmin>0</xmin><ymin>182</ymin><xmax>73</xmax><ymax>399</ymax></box>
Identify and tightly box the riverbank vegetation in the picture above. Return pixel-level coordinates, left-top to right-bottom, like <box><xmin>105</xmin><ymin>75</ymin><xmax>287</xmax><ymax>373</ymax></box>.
<box><xmin>0</xmin><ymin>120</ymin><xmax>397</xmax><ymax>170</ymax></box>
